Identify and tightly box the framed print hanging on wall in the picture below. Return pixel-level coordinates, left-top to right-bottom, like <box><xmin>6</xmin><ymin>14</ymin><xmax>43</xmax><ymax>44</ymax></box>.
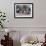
<box><xmin>14</xmin><ymin>3</ymin><xmax>33</xmax><ymax>18</ymax></box>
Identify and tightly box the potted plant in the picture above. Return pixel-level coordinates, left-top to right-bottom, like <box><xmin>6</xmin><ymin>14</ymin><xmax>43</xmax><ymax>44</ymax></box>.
<box><xmin>0</xmin><ymin>11</ymin><xmax>6</xmax><ymax>28</ymax></box>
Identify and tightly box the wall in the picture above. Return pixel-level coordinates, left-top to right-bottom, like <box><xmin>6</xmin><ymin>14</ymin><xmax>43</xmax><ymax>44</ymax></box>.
<box><xmin>0</xmin><ymin>0</ymin><xmax>46</xmax><ymax>46</ymax></box>
<box><xmin>0</xmin><ymin>0</ymin><xmax>46</xmax><ymax>27</ymax></box>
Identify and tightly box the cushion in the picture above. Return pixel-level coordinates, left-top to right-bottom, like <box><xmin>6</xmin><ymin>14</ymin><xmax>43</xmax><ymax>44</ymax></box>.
<box><xmin>20</xmin><ymin>35</ymin><xmax>37</xmax><ymax>43</ymax></box>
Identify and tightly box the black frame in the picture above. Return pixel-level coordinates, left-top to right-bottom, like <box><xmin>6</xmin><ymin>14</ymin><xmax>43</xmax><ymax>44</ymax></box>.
<box><xmin>14</xmin><ymin>3</ymin><xmax>33</xmax><ymax>18</ymax></box>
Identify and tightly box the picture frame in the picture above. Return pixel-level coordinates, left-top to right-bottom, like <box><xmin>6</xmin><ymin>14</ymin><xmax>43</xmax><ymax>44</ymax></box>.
<box><xmin>14</xmin><ymin>3</ymin><xmax>33</xmax><ymax>18</ymax></box>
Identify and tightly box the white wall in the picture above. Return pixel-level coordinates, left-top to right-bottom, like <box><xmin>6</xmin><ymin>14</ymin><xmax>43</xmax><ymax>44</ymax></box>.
<box><xmin>0</xmin><ymin>0</ymin><xmax>46</xmax><ymax>46</ymax></box>
<box><xmin>0</xmin><ymin>0</ymin><xmax>46</xmax><ymax>27</ymax></box>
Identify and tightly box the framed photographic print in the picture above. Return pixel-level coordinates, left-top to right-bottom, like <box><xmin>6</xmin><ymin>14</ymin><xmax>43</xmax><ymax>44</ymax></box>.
<box><xmin>14</xmin><ymin>3</ymin><xmax>33</xmax><ymax>18</ymax></box>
